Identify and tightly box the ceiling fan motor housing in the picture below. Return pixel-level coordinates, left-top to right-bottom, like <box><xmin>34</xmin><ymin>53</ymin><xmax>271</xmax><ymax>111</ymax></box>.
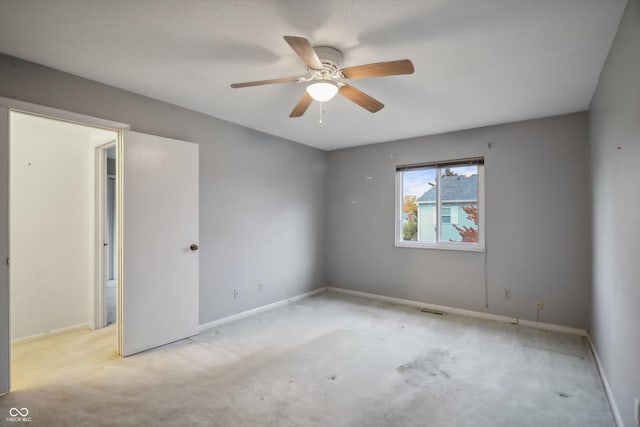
<box><xmin>312</xmin><ymin>46</ymin><xmax>343</xmax><ymax>78</ymax></box>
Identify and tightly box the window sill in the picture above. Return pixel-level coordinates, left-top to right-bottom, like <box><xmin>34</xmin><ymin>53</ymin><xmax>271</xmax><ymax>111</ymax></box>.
<box><xmin>395</xmin><ymin>241</ymin><xmax>486</xmax><ymax>253</ymax></box>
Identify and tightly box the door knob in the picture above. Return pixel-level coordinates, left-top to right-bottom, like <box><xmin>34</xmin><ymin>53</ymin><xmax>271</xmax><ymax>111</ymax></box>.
<box><xmin>190</xmin><ymin>244</ymin><xmax>199</xmax><ymax>251</ymax></box>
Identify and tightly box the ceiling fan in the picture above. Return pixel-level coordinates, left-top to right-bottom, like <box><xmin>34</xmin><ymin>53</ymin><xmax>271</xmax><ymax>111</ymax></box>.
<box><xmin>230</xmin><ymin>36</ymin><xmax>414</xmax><ymax>118</ymax></box>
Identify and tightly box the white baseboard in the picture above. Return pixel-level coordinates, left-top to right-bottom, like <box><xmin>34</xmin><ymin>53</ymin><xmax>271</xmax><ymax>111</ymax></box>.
<box><xmin>327</xmin><ymin>287</ymin><xmax>588</xmax><ymax>336</ymax></box>
<box><xmin>516</xmin><ymin>318</ymin><xmax>587</xmax><ymax>336</ymax></box>
<box><xmin>11</xmin><ymin>323</ymin><xmax>91</xmax><ymax>345</ymax></box>
<box><xmin>198</xmin><ymin>287</ymin><xmax>327</xmax><ymax>333</ymax></box>
<box><xmin>197</xmin><ymin>285</ymin><xmax>588</xmax><ymax>337</ymax></box>
<box><xmin>587</xmin><ymin>334</ymin><xmax>623</xmax><ymax>427</ymax></box>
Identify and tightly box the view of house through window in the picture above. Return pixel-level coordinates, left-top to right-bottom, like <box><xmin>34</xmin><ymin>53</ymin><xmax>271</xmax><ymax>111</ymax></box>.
<box><xmin>397</xmin><ymin>160</ymin><xmax>483</xmax><ymax>249</ymax></box>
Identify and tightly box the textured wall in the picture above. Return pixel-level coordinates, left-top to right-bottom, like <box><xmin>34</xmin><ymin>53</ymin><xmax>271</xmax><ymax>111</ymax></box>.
<box><xmin>0</xmin><ymin>54</ymin><xmax>327</xmax><ymax>327</ymax></box>
<box><xmin>9</xmin><ymin>113</ymin><xmax>98</xmax><ymax>339</ymax></box>
<box><xmin>589</xmin><ymin>0</ymin><xmax>640</xmax><ymax>425</ymax></box>
<box><xmin>326</xmin><ymin>113</ymin><xmax>591</xmax><ymax>329</ymax></box>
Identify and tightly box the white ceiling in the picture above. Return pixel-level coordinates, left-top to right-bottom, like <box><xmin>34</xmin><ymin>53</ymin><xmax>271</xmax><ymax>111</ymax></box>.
<box><xmin>0</xmin><ymin>0</ymin><xmax>627</xmax><ymax>150</ymax></box>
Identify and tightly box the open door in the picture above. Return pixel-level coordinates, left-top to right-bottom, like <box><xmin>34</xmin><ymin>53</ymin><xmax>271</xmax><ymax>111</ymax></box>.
<box><xmin>120</xmin><ymin>131</ymin><xmax>199</xmax><ymax>356</ymax></box>
<box><xmin>0</xmin><ymin>106</ymin><xmax>9</xmax><ymax>394</ymax></box>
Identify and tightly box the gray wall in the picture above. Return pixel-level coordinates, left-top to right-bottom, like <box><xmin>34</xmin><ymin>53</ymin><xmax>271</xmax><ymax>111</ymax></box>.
<box><xmin>589</xmin><ymin>0</ymin><xmax>640</xmax><ymax>425</ymax></box>
<box><xmin>0</xmin><ymin>54</ymin><xmax>327</xmax><ymax>326</ymax></box>
<box><xmin>326</xmin><ymin>113</ymin><xmax>591</xmax><ymax>329</ymax></box>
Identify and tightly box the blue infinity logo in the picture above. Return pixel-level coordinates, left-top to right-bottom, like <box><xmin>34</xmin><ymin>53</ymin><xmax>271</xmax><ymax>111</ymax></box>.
<box><xmin>9</xmin><ymin>408</ymin><xmax>29</xmax><ymax>417</ymax></box>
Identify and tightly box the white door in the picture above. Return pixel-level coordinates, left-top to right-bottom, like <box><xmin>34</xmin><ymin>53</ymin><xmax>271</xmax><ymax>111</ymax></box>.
<box><xmin>120</xmin><ymin>131</ymin><xmax>199</xmax><ymax>356</ymax></box>
<box><xmin>0</xmin><ymin>106</ymin><xmax>9</xmax><ymax>394</ymax></box>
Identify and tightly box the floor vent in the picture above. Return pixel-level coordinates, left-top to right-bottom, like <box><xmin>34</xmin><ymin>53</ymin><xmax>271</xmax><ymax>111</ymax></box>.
<box><xmin>419</xmin><ymin>307</ymin><xmax>445</xmax><ymax>316</ymax></box>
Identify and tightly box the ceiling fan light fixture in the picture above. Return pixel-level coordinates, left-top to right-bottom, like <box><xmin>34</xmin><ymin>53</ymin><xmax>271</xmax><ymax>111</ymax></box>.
<box><xmin>306</xmin><ymin>81</ymin><xmax>338</xmax><ymax>102</ymax></box>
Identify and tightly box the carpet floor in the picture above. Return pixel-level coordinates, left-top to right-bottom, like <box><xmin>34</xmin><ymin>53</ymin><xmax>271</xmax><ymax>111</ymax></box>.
<box><xmin>1</xmin><ymin>291</ymin><xmax>615</xmax><ymax>426</ymax></box>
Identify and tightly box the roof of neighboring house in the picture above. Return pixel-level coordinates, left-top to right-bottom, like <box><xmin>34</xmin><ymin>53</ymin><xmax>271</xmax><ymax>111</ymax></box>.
<box><xmin>417</xmin><ymin>174</ymin><xmax>478</xmax><ymax>202</ymax></box>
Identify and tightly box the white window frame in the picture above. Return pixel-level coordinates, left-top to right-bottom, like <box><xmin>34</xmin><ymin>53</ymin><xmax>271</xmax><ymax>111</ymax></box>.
<box><xmin>395</xmin><ymin>160</ymin><xmax>485</xmax><ymax>252</ymax></box>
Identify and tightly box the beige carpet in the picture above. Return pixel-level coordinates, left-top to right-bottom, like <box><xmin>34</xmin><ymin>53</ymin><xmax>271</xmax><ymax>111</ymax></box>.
<box><xmin>1</xmin><ymin>291</ymin><xmax>615</xmax><ymax>426</ymax></box>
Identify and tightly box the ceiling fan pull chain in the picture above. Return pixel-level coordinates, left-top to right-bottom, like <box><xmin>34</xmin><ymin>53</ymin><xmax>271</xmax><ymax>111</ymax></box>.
<box><xmin>319</xmin><ymin>101</ymin><xmax>323</xmax><ymax>124</ymax></box>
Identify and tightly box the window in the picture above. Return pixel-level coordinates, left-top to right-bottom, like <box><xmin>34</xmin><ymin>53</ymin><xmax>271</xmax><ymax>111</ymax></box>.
<box><xmin>441</xmin><ymin>207</ymin><xmax>451</xmax><ymax>224</ymax></box>
<box><xmin>395</xmin><ymin>158</ymin><xmax>484</xmax><ymax>251</ymax></box>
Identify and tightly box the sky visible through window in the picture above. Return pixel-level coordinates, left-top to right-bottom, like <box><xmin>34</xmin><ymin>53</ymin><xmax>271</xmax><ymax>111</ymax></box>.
<box><xmin>402</xmin><ymin>165</ymin><xmax>477</xmax><ymax>198</ymax></box>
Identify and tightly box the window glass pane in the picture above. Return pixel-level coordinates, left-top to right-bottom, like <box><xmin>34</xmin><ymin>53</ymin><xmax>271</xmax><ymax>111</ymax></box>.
<box><xmin>402</xmin><ymin>168</ymin><xmax>436</xmax><ymax>243</ymax></box>
<box><xmin>441</xmin><ymin>207</ymin><xmax>451</xmax><ymax>224</ymax></box>
<box><xmin>438</xmin><ymin>165</ymin><xmax>479</xmax><ymax>243</ymax></box>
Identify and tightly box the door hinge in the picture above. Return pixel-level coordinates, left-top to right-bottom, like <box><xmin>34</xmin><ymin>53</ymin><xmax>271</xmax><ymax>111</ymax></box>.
<box><xmin>5</xmin><ymin>257</ymin><xmax>8</xmax><ymax>266</ymax></box>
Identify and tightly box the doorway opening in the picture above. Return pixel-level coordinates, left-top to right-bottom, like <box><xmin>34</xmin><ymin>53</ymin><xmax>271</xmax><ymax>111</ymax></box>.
<box><xmin>106</xmin><ymin>146</ymin><xmax>117</xmax><ymax>326</ymax></box>
<box><xmin>94</xmin><ymin>140</ymin><xmax>118</xmax><ymax>329</ymax></box>
<box><xmin>8</xmin><ymin>110</ymin><xmax>120</xmax><ymax>390</ymax></box>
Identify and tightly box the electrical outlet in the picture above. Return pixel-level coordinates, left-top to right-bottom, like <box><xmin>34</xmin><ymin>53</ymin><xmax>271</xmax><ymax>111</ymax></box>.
<box><xmin>504</xmin><ymin>289</ymin><xmax>511</xmax><ymax>300</ymax></box>
<box><xmin>258</xmin><ymin>282</ymin><xmax>264</xmax><ymax>292</ymax></box>
<box><xmin>634</xmin><ymin>397</ymin><xmax>639</xmax><ymax>425</ymax></box>
<box><xmin>536</xmin><ymin>302</ymin><xmax>544</xmax><ymax>310</ymax></box>
<box><xmin>233</xmin><ymin>289</ymin><xmax>239</xmax><ymax>299</ymax></box>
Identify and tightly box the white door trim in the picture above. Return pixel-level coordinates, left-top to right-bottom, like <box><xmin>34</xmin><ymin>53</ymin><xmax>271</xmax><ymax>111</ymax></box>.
<box><xmin>0</xmin><ymin>106</ymin><xmax>10</xmax><ymax>395</ymax></box>
<box><xmin>0</xmin><ymin>97</ymin><xmax>130</xmax><ymax>131</ymax></box>
<box><xmin>0</xmin><ymin>98</ymin><xmax>131</xmax><ymax>392</ymax></box>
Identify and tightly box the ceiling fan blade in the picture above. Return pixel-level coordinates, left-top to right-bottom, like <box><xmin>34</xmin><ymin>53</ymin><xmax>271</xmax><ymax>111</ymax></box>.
<box><xmin>338</xmin><ymin>84</ymin><xmax>384</xmax><ymax>113</ymax></box>
<box><xmin>230</xmin><ymin>76</ymin><xmax>301</xmax><ymax>88</ymax></box>
<box><xmin>341</xmin><ymin>59</ymin><xmax>414</xmax><ymax>80</ymax></box>
<box><xmin>283</xmin><ymin>36</ymin><xmax>323</xmax><ymax>70</ymax></box>
<box><xmin>289</xmin><ymin>92</ymin><xmax>313</xmax><ymax>117</ymax></box>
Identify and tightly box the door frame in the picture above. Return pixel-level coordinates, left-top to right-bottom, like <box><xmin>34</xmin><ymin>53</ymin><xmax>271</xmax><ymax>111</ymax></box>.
<box><xmin>95</xmin><ymin>141</ymin><xmax>118</xmax><ymax>329</ymax></box>
<box><xmin>0</xmin><ymin>105</ymin><xmax>9</xmax><ymax>395</ymax></box>
<box><xmin>0</xmin><ymin>97</ymin><xmax>130</xmax><ymax>393</ymax></box>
